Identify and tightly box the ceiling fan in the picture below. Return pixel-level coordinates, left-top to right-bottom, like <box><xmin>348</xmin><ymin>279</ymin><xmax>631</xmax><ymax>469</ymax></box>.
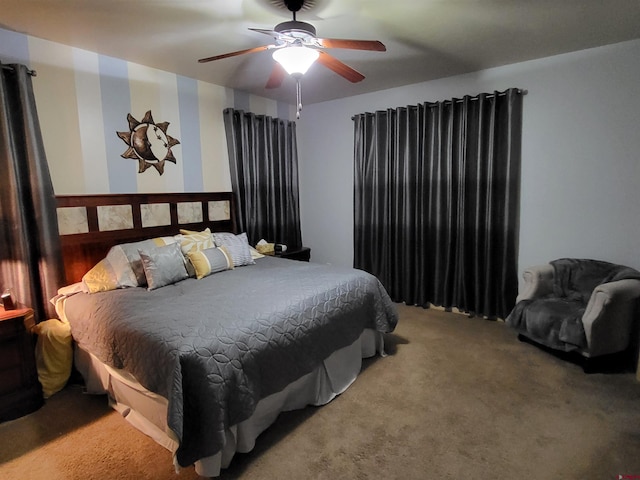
<box><xmin>198</xmin><ymin>0</ymin><xmax>386</xmax><ymax>116</ymax></box>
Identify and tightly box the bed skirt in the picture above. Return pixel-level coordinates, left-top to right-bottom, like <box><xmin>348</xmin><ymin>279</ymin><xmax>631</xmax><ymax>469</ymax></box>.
<box><xmin>74</xmin><ymin>328</ymin><xmax>384</xmax><ymax>477</ymax></box>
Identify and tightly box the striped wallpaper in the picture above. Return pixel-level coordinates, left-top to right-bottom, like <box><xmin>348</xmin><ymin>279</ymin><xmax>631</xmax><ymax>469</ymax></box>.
<box><xmin>0</xmin><ymin>27</ymin><xmax>293</xmax><ymax>195</ymax></box>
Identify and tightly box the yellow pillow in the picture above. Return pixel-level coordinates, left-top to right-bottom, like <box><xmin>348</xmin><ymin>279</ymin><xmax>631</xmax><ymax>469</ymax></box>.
<box><xmin>82</xmin><ymin>260</ymin><xmax>113</xmax><ymax>292</ymax></box>
<box><xmin>176</xmin><ymin>228</ymin><xmax>214</xmax><ymax>255</ymax></box>
<box><xmin>179</xmin><ymin>228</ymin><xmax>203</xmax><ymax>235</ymax></box>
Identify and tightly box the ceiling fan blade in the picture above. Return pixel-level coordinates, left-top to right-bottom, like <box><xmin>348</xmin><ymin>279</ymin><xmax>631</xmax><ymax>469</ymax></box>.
<box><xmin>317</xmin><ymin>51</ymin><xmax>365</xmax><ymax>83</ymax></box>
<box><xmin>265</xmin><ymin>63</ymin><xmax>286</xmax><ymax>89</ymax></box>
<box><xmin>248</xmin><ymin>28</ymin><xmax>279</xmax><ymax>37</ymax></box>
<box><xmin>317</xmin><ymin>39</ymin><xmax>386</xmax><ymax>52</ymax></box>
<box><xmin>198</xmin><ymin>45</ymin><xmax>271</xmax><ymax>63</ymax></box>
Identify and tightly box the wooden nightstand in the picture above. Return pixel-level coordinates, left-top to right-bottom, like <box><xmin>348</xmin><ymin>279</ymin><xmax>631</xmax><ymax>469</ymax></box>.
<box><xmin>275</xmin><ymin>247</ymin><xmax>311</xmax><ymax>262</ymax></box>
<box><xmin>0</xmin><ymin>307</ymin><xmax>43</xmax><ymax>422</ymax></box>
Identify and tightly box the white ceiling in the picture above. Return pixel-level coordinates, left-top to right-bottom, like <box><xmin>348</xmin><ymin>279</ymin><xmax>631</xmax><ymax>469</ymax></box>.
<box><xmin>1</xmin><ymin>0</ymin><xmax>640</xmax><ymax>105</ymax></box>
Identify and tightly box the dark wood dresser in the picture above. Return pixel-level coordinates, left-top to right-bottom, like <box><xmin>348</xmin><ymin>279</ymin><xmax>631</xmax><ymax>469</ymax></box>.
<box><xmin>0</xmin><ymin>307</ymin><xmax>43</xmax><ymax>422</ymax></box>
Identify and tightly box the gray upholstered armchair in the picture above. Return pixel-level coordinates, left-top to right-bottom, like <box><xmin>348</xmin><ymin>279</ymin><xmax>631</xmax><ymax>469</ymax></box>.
<box><xmin>507</xmin><ymin>258</ymin><xmax>640</xmax><ymax>371</ymax></box>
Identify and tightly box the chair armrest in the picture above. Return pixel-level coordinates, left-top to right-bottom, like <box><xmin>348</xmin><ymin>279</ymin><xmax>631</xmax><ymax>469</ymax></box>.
<box><xmin>582</xmin><ymin>279</ymin><xmax>640</xmax><ymax>357</ymax></box>
<box><xmin>516</xmin><ymin>264</ymin><xmax>554</xmax><ymax>303</ymax></box>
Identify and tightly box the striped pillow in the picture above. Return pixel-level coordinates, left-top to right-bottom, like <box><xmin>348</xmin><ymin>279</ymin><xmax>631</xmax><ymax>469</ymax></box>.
<box><xmin>186</xmin><ymin>246</ymin><xmax>234</xmax><ymax>279</ymax></box>
<box><xmin>213</xmin><ymin>232</ymin><xmax>255</xmax><ymax>267</ymax></box>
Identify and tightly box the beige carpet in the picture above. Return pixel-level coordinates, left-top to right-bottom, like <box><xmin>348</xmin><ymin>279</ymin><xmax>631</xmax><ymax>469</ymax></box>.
<box><xmin>1</xmin><ymin>304</ymin><xmax>639</xmax><ymax>480</ymax></box>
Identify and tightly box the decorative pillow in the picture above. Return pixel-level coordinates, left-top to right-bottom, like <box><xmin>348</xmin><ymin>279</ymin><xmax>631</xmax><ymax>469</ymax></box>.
<box><xmin>138</xmin><ymin>242</ymin><xmax>189</xmax><ymax>291</ymax></box>
<box><xmin>186</xmin><ymin>246</ymin><xmax>234</xmax><ymax>280</ymax></box>
<box><xmin>249</xmin><ymin>246</ymin><xmax>265</xmax><ymax>260</ymax></box>
<box><xmin>213</xmin><ymin>232</ymin><xmax>255</xmax><ymax>267</ymax></box>
<box><xmin>82</xmin><ymin>246</ymin><xmax>138</xmax><ymax>293</ymax></box>
<box><xmin>175</xmin><ymin>228</ymin><xmax>215</xmax><ymax>277</ymax></box>
<box><xmin>179</xmin><ymin>228</ymin><xmax>205</xmax><ymax>235</ymax></box>
<box><xmin>176</xmin><ymin>228</ymin><xmax>214</xmax><ymax>251</ymax></box>
<box><xmin>82</xmin><ymin>259</ymin><xmax>126</xmax><ymax>293</ymax></box>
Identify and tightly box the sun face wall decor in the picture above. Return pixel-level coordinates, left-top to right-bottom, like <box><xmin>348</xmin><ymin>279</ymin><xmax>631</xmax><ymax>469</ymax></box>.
<box><xmin>117</xmin><ymin>110</ymin><xmax>181</xmax><ymax>175</ymax></box>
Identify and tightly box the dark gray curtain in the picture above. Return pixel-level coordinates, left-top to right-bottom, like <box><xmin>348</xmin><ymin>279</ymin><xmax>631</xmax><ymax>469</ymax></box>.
<box><xmin>353</xmin><ymin>89</ymin><xmax>523</xmax><ymax>319</ymax></box>
<box><xmin>223</xmin><ymin>108</ymin><xmax>302</xmax><ymax>249</ymax></box>
<box><xmin>0</xmin><ymin>63</ymin><xmax>64</xmax><ymax>321</ymax></box>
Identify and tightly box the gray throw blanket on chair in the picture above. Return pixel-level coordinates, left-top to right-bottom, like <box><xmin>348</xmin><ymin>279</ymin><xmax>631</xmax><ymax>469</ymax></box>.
<box><xmin>507</xmin><ymin>258</ymin><xmax>640</xmax><ymax>352</ymax></box>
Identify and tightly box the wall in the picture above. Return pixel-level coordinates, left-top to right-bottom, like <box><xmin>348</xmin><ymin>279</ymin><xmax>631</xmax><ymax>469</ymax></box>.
<box><xmin>0</xmin><ymin>27</ymin><xmax>292</xmax><ymax>195</ymax></box>
<box><xmin>3</xmin><ymin>28</ymin><xmax>639</xmax><ymax>280</ymax></box>
<box><xmin>297</xmin><ymin>39</ymin><xmax>640</xmax><ymax>281</ymax></box>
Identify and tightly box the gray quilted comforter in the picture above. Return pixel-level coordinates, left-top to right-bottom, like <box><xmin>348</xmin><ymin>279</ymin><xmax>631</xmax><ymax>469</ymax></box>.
<box><xmin>63</xmin><ymin>256</ymin><xmax>398</xmax><ymax>467</ymax></box>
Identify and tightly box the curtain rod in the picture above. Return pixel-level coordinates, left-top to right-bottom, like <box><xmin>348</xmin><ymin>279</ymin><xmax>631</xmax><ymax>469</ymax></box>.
<box><xmin>352</xmin><ymin>88</ymin><xmax>528</xmax><ymax>120</ymax></box>
<box><xmin>429</xmin><ymin>88</ymin><xmax>528</xmax><ymax>104</ymax></box>
<box><xmin>1</xmin><ymin>64</ymin><xmax>37</xmax><ymax>77</ymax></box>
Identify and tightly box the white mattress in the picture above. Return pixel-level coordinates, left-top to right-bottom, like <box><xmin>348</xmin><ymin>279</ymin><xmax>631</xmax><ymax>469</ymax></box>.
<box><xmin>75</xmin><ymin>328</ymin><xmax>384</xmax><ymax>477</ymax></box>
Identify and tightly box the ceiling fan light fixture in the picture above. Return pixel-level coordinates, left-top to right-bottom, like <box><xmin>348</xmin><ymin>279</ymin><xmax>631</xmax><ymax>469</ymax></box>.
<box><xmin>272</xmin><ymin>46</ymin><xmax>319</xmax><ymax>76</ymax></box>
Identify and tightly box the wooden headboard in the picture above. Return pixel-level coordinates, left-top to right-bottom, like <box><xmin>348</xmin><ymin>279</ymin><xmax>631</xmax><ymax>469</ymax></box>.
<box><xmin>56</xmin><ymin>192</ymin><xmax>236</xmax><ymax>285</ymax></box>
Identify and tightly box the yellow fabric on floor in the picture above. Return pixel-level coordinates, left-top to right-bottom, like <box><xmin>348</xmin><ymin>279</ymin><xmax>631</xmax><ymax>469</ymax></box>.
<box><xmin>33</xmin><ymin>319</ymin><xmax>72</xmax><ymax>398</ymax></box>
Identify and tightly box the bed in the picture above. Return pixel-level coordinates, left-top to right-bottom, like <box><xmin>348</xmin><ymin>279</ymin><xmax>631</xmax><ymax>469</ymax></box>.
<box><xmin>54</xmin><ymin>192</ymin><xmax>398</xmax><ymax>477</ymax></box>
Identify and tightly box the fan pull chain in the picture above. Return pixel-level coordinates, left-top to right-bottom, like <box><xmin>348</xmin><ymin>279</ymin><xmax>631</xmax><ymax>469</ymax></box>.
<box><xmin>296</xmin><ymin>77</ymin><xmax>303</xmax><ymax>119</ymax></box>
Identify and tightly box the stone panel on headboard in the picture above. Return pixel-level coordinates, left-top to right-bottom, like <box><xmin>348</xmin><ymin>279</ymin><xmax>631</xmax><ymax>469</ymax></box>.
<box><xmin>97</xmin><ymin>205</ymin><xmax>134</xmax><ymax>231</ymax></box>
<box><xmin>141</xmin><ymin>203</ymin><xmax>171</xmax><ymax>228</ymax></box>
<box><xmin>209</xmin><ymin>200</ymin><xmax>230</xmax><ymax>221</ymax></box>
<box><xmin>57</xmin><ymin>206</ymin><xmax>89</xmax><ymax>235</ymax></box>
<box><xmin>177</xmin><ymin>201</ymin><xmax>203</xmax><ymax>224</ymax></box>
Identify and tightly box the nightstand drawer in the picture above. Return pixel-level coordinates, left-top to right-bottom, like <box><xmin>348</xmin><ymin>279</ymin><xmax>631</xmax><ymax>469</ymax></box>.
<box><xmin>0</xmin><ymin>317</ymin><xmax>23</xmax><ymax>337</ymax></box>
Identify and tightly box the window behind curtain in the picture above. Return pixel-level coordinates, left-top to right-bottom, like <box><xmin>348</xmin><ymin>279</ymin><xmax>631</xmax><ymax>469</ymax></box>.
<box><xmin>223</xmin><ymin>108</ymin><xmax>302</xmax><ymax>249</ymax></box>
<box><xmin>353</xmin><ymin>89</ymin><xmax>524</xmax><ymax>319</ymax></box>
<box><xmin>0</xmin><ymin>62</ymin><xmax>65</xmax><ymax>321</ymax></box>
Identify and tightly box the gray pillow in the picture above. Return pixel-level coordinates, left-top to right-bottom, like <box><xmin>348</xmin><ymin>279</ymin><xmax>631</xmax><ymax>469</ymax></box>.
<box><xmin>138</xmin><ymin>242</ymin><xmax>189</xmax><ymax>290</ymax></box>
<box><xmin>115</xmin><ymin>238</ymin><xmax>174</xmax><ymax>286</ymax></box>
<box><xmin>213</xmin><ymin>232</ymin><xmax>255</xmax><ymax>267</ymax></box>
